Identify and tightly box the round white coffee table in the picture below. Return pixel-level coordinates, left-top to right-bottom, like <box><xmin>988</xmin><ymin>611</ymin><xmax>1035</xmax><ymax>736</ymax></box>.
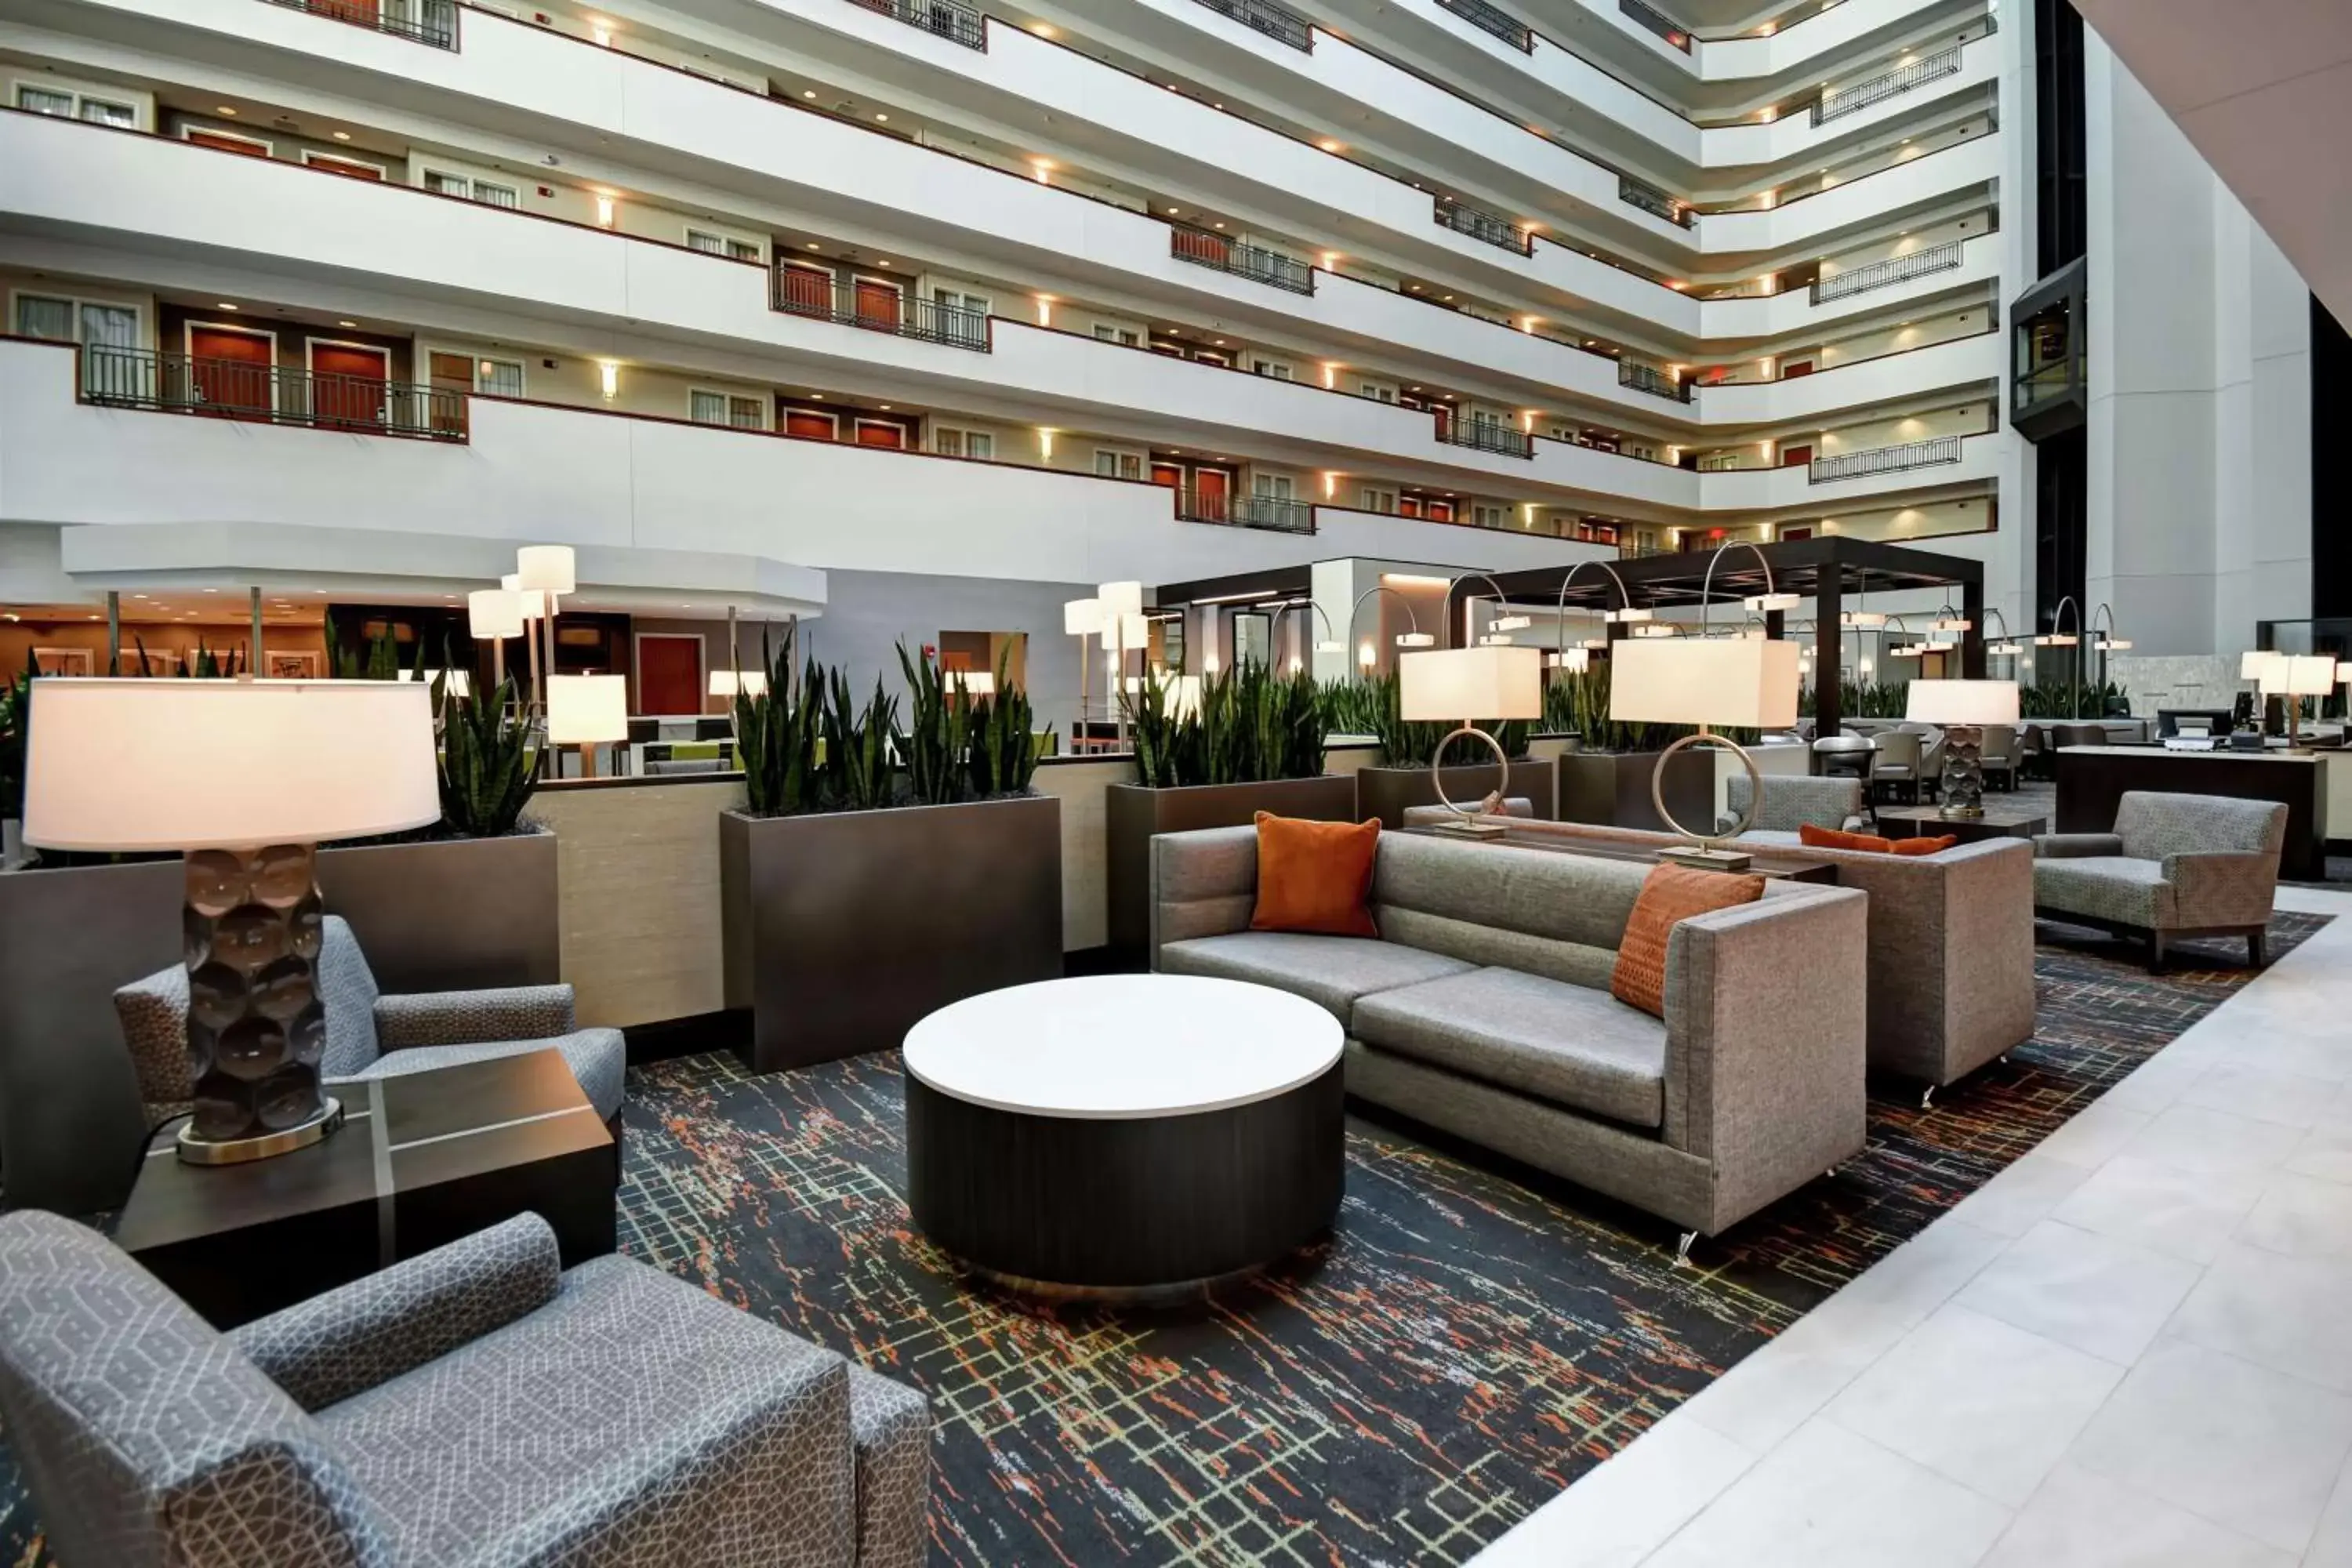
<box><xmin>903</xmin><ymin>974</ymin><xmax>1345</xmax><ymax>1299</ymax></box>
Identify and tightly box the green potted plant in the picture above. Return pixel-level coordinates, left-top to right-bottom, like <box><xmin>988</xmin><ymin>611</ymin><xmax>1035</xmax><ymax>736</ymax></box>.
<box><xmin>720</xmin><ymin>638</ymin><xmax>1062</xmax><ymax>1073</ymax></box>
<box><xmin>1102</xmin><ymin>661</ymin><xmax>1354</xmax><ymax>960</ymax></box>
<box><xmin>1340</xmin><ymin>669</ymin><xmax>1558</xmax><ymax>829</ymax></box>
<box><xmin>1548</xmin><ymin>659</ymin><xmax>1716</xmax><ymax>831</ymax></box>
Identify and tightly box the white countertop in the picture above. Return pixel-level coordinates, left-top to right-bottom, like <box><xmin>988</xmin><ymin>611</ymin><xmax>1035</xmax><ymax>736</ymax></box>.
<box><xmin>2062</xmin><ymin>745</ymin><xmax>2325</xmax><ymax>765</ymax></box>
<box><xmin>902</xmin><ymin>975</ymin><xmax>1343</xmax><ymax>1119</ymax></box>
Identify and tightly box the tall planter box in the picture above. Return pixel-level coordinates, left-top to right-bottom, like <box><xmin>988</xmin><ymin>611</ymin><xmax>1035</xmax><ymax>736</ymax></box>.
<box><xmin>1557</xmin><ymin>750</ymin><xmax>1714</xmax><ymax>834</ymax></box>
<box><xmin>1105</xmin><ymin>775</ymin><xmax>1359</xmax><ymax>960</ymax></box>
<box><xmin>318</xmin><ymin>830</ymin><xmax>561</xmax><ymax>993</ymax></box>
<box><xmin>0</xmin><ymin>830</ymin><xmax>559</xmax><ymax>1216</ymax></box>
<box><xmin>1356</xmin><ymin>759</ymin><xmax>1556</xmax><ymax>830</ymax></box>
<box><xmin>721</xmin><ymin>795</ymin><xmax>1063</xmax><ymax>1073</ymax></box>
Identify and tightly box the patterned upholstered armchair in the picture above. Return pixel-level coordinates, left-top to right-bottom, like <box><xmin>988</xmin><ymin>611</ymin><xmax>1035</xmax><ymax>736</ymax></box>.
<box><xmin>1720</xmin><ymin>772</ymin><xmax>1868</xmax><ymax>842</ymax></box>
<box><xmin>115</xmin><ymin>915</ymin><xmax>626</xmax><ymax>1131</ymax></box>
<box><xmin>0</xmin><ymin>1210</ymin><xmax>932</xmax><ymax>1568</ymax></box>
<box><xmin>2033</xmin><ymin>790</ymin><xmax>2288</xmax><ymax>968</ymax></box>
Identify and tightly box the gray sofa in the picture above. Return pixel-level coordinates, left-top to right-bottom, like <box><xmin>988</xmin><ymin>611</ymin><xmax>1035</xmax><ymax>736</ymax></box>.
<box><xmin>0</xmin><ymin>1209</ymin><xmax>931</xmax><ymax>1568</ymax></box>
<box><xmin>1722</xmin><ymin>772</ymin><xmax>1867</xmax><ymax>840</ymax></box>
<box><xmin>1150</xmin><ymin>827</ymin><xmax>1867</xmax><ymax>1243</ymax></box>
<box><xmin>1405</xmin><ymin>808</ymin><xmax>2036</xmax><ymax>1097</ymax></box>
<box><xmin>115</xmin><ymin>914</ymin><xmax>626</xmax><ymax>1129</ymax></box>
<box><xmin>2034</xmin><ymin>789</ymin><xmax>2287</xmax><ymax>968</ymax></box>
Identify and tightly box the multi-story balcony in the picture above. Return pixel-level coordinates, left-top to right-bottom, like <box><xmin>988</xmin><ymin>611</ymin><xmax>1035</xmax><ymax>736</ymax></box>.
<box><xmin>1808</xmin><ymin>433</ymin><xmax>1963</xmax><ymax>482</ymax></box>
<box><xmin>1589</xmin><ymin>0</ymin><xmax>1979</xmax><ymax>84</ymax></box>
<box><xmin>82</xmin><ymin>345</ymin><xmax>465</xmax><ymax>438</ymax></box>
<box><xmin>846</xmin><ymin>0</ymin><xmax>985</xmax><ymax>50</ymax></box>
<box><xmin>770</xmin><ymin>271</ymin><xmax>993</xmax><ymax>349</ymax></box>
<box><xmin>1169</xmin><ymin>227</ymin><xmax>1315</xmax><ymax>294</ymax></box>
<box><xmin>66</xmin><ymin>0</ymin><xmax>1991</xmax><ymax>352</ymax></box>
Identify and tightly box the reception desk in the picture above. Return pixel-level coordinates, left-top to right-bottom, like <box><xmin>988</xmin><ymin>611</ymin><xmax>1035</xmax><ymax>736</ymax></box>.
<box><xmin>2054</xmin><ymin>745</ymin><xmax>2332</xmax><ymax>881</ymax></box>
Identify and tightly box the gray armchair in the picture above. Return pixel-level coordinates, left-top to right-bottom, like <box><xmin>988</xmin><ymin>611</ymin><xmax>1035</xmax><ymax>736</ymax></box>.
<box><xmin>0</xmin><ymin>1210</ymin><xmax>931</xmax><ymax>1568</ymax></box>
<box><xmin>2033</xmin><ymin>790</ymin><xmax>2287</xmax><ymax>968</ymax></box>
<box><xmin>1978</xmin><ymin>724</ymin><xmax>2021</xmax><ymax>791</ymax></box>
<box><xmin>1721</xmin><ymin>772</ymin><xmax>1867</xmax><ymax>841</ymax></box>
<box><xmin>115</xmin><ymin>915</ymin><xmax>625</xmax><ymax>1130</ymax></box>
<box><xmin>1869</xmin><ymin>729</ymin><xmax>1925</xmax><ymax>804</ymax></box>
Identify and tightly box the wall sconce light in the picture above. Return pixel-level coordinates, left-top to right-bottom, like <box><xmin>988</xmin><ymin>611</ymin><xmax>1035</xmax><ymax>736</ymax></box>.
<box><xmin>1035</xmin><ymin>296</ymin><xmax>1054</xmax><ymax>326</ymax></box>
<box><xmin>593</xmin><ymin>194</ymin><xmax>615</xmax><ymax>227</ymax></box>
<box><xmin>1037</xmin><ymin>428</ymin><xmax>1055</xmax><ymax>460</ymax></box>
<box><xmin>597</xmin><ymin>361</ymin><xmax>619</xmax><ymax>400</ymax></box>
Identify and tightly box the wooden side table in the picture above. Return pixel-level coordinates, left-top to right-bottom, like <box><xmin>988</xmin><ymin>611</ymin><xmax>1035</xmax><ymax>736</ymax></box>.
<box><xmin>1875</xmin><ymin>805</ymin><xmax>2049</xmax><ymax>844</ymax></box>
<box><xmin>115</xmin><ymin>1051</ymin><xmax>616</xmax><ymax>1328</ymax></box>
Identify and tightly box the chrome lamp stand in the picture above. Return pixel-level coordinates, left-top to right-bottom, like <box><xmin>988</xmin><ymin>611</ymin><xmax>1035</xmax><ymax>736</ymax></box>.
<box><xmin>1428</xmin><ymin>725</ymin><xmax>1512</xmax><ymax>839</ymax></box>
<box><xmin>1650</xmin><ymin>726</ymin><xmax>1762</xmax><ymax>873</ymax></box>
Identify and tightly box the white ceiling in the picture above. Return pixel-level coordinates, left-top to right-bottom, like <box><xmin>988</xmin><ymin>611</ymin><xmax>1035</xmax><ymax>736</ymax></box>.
<box><xmin>2074</xmin><ymin>0</ymin><xmax>2352</xmax><ymax>325</ymax></box>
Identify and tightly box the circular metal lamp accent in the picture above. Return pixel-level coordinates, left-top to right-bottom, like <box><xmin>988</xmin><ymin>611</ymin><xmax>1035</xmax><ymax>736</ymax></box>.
<box><xmin>1650</xmin><ymin>728</ymin><xmax>1764</xmax><ymax>870</ymax></box>
<box><xmin>1429</xmin><ymin>724</ymin><xmax>1512</xmax><ymax>837</ymax></box>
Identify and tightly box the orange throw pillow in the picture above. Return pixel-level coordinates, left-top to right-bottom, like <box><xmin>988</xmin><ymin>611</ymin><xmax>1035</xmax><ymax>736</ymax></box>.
<box><xmin>1610</xmin><ymin>864</ymin><xmax>1766</xmax><ymax>1018</ymax></box>
<box><xmin>1890</xmin><ymin>834</ymin><xmax>1960</xmax><ymax>857</ymax></box>
<box><xmin>1799</xmin><ymin>823</ymin><xmax>1892</xmax><ymax>853</ymax></box>
<box><xmin>1250</xmin><ymin>811</ymin><xmax>1381</xmax><ymax>938</ymax></box>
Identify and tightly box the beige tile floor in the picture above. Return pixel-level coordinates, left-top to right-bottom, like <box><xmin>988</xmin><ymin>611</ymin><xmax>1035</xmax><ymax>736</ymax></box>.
<box><xmin>1472</xmin><ymin>885</ymin><xmax>2352</xmax><ymax>1568</ymax></box>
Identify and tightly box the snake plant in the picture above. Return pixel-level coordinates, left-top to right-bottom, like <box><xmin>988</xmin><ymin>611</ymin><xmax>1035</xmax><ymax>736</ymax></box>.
<box><xmin>437</xmin><ymin>675</ymin><xmax>537</xmax><ymax>837</ymax></box>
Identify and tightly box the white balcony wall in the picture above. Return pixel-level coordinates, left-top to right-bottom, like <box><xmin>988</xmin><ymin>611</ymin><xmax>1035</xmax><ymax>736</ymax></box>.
<box><xmin>1692</xmin><ymin>428</ymin><xmax>2002</xmax><ymax>507</ymax></box>
<box><xmin>1693</xmin><ymin>225</ymin><xmax>1996</xmax><ymax>337</ymax></box>
<box><xmin>0</xmin><ymin>340</ymin><xmax>1596</xmax><ymax>586</ymax></box>
<box><xmin>1580</xmin><ymin>0</ymin><xmax>1962</xmax><ymax>82</ymax></box>
<box><xmin>1693</xmin><ymin>133</ymin><xmax>2002</xmax><ymax>253</ymax></box>
<box><xmin>1690</xmin><ymin>330</ymin><xmax>1998</xmax><ymax>423</ymax></box>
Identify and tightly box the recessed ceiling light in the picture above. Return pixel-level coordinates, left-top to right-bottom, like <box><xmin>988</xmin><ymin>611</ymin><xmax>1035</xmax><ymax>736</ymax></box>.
<box><xmin>332</xmin><ymin>130</ymin><xmax>352</xmax><ymax>141</ymax></box>
<box><xmin>803</xmin><ymin>89</ymin><xmax>817</xmax><ymax>99</ymax></box>
<box><xmin>805</xmin><ymin>241</ymin><xmax>819</xmax><ymax>250</ymax></box>
<box><xmin>874</xmin><ymin>112</ymin><xmax>888</xmax><ymax>122</ymax></box>
<box><xmin>879</xmin><ymin>404</ymin><xmax>891</xmax><ymax>410</ymax></box>
<box><xmin>877</xmin><ymin>259</ymin><xmax>891</xmax><ymax>267</ymax></box>
<box><xmin>1167</xmin><ymin>207</ymin><xmax>1179</xmax><ymax>215</ymax></box>
<box><xmin>337</xmin><ymin>320</ymin><xmax>358</xmax><ymax>328</ymax></box>
<box><xmin>1212</xmin><ymin>222</ymin><xmax>1225</xmax><ymax>230</ymax></box>
<box><xmin>216</xmin><ymin>302</ymin><xmax>238</xmax><ymax>310</ymax></box>
<box><xmin>216</xmin><ymin>106</ymin><xmax>238</xmax><ymax>116</ymax></box>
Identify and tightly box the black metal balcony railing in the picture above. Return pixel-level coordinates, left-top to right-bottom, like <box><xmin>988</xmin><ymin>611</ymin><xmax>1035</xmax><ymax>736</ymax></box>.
<box><xmin>1619</xmin><ymin>0</ymin><xmax>1691</xmax><ymax>51</ymax></box>
<box><xmin>846</xmin><ymin>0</ymin><xmax>985</xmax><ymax>50</ymax></box>
<box><xmin>1171</xmin><ymin>227</ymin><xmax>1316</xmax><ymax>294</ymax></box>
<box><xmin>771</xmin><ymin>272</ymin><xmax>992</xmax><ymax>350</ymax></box>
<box><xmin>1813</xmin><ymin>45</ymin><xmax>1962</xmax><ymax>125</ymax></box>
<box><xmin>1186</xmin><ymin>0</ymin><xmax>1313</xmax><ymax>50</ymax></box>
<box><xmin>1809</xmin><ymin>434</ymin><xmax>1963</xmax><ymax>482</ymax></box>
<box><xmin>1436</xmin><ymin>0</ymin><xmax>1534</xmax><ymax>52</ymax></box>
<box><xmin>1810</xmin><ymin>239</ymin><xmax>1966</xmax><ymax>303</ymax></box>
<box><xmin>263</xmin><ymin>0</ymin><xmax>456</xmax><ymax>47</ymax></box>
<box><xmin>1438</xmin><ymin>415</ymin><xmax>1536</xmax><ymax>459</ymax></box>
<box><xmin>1617</xmin><ymin>361</ymin><xmax>1690</xmax><ymax>401</ymax></box>
<box><xmin>1617</xmin><ymin>176</ymin><xmax>1692</xmax><ymax>227</ymax></box>
<box><xmin>81</xmin><ymin>346</ymin><xmax>466</xmax><ymax>439</ymax></box>
<box><xmin>1434</xmin><ymin>196</ymin><xmax>1534</xmax><ymax>255</ymax></box>
<box><xmin>1176</xmin><ymin>488</ymin><xmax>1316</xmax><ymax>533</ymax></box>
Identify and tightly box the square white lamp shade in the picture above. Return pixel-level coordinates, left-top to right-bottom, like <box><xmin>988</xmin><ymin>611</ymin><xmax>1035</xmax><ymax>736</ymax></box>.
<box><xmin>500</xmin><ymin>575</ymin><xmax>548</xmax><ymax>622</ymax></box>
<box><xmin>1062</xmin><ymin>597</ymin><xmax>1101</xmax><ymax>637</ymax></box>
<box><xmin>1123</xmin><ymin>673</ymin><xmax>1201</xmax><ymax>718</ymax></box>
<box><xmin>469</xmin><ymin>588</ymin><xmax>523</xmax><ymax>641</ymax></box>
<box><xmin>395</xmin><ymin>668</ymin><xmax>472</xmax><ymax>699</ymax></box>
<box><xmin>2240</xmin><ymin>649</ymin><xmax>2281</xmax><ymax>681</ymax></box>
<box><xmin>514</xmin><ymin>544</ymin><xmax>576</xmax><ymax>595</ymax></box>
<box><xmin>547</xmin><ymin>674</ymin><xmax>629</xmax><ymax>745</ymax></box>
<box><xmin>1610</xmin><ymin>636</ymin><xmax>1799</xmax><ymax>729</ymax></box>
<box><xmin>1399</xmin><ymin>646</ymin><xmax>1543</xmax><ymax>722</ymax></box>
<box><xmin>2286</xmin><ymin>655</ymin><xmax>2338</xmax><ymax>696</ymax></box>
<box><xmin>1103</xmin><ymin>610</ymin><xmax>1149</xmax><ymax>649</ymax></box>
<box><xmin>708</xmin><ymin>670</ymin><xmax>768</xmax><ymax>698</ymax></box>
<box><xmin>1097</xmin><ymin>581</ymin><xmax>1144</xmax><ymax>619</ymax></box>
<box><xmin>24</xmin><ymin>679</ymin><xmax>440</xmax><ymax>852</ymax></box>
<box><xmin>1904</xmin><ymin>678</ymin><xmax>2020</xmax><ymax>725</ymax></box>
<box><xmin>944</xmin><ymin>670</ymin><xmax>996</xmax><ymax>696</ymax></box>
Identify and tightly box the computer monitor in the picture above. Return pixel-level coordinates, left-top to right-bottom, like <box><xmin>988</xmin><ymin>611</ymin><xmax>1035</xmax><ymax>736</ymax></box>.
<box><xmin>2157</xmin><ymin>708</ymin><xmax>2236</xmax><ymax>739</ymax></box>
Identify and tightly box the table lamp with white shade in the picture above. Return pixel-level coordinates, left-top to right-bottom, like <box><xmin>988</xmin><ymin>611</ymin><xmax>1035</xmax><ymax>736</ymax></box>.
<box><xmin>514</xmin><ymin>546</ymin><xmax>575</xmax><ymax>727</ymax></box>
<box><xmin>470</xmin><ymin>586</ymin><xmax>522</xmax><ymax>691</ymax></box>
<box><xmin>1063</xmin><ymin>597</ymin><xmax>1100</xmax><ymax>751</ymax></box>
<box><xmin>1398</xmin><ymin>645</ymin><xmax>1544</xmax><ymax>837</ymax></box>
<box><xmin>944</xmin><ymin>670</ymin><xmax>996</xmax><ymax>699</ymax></box>
<box><xmin>1904</xmin><ymin>677</ymin><xmax>2020</xmax><ymax>818</ymax></box>
<box><xmin>708</xmin><ymin>669</ymin><xmax>768</xmax><ymax>699</ymax></box>
<box><xmin>24</xmin><ymin>679</ymin><xmax>439</xmax><ymax>1164</ymax></box>
<box><xmin>548</xmin><ymin>673</ymin><xmax>627</xmax><ymax>777</ymax></box>
<box><xmin>1610</xmin><ymin>636</ymin><xmax>1800</xmax><ymax>869</ymax></box>
<box><xmin>2278</xmin><ymin>655</ymin><xmax>2338</xmax><ymax>751</ymax></box>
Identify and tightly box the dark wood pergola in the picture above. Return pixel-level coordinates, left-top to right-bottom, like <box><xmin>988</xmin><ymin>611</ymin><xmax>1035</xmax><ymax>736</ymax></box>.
<box><xmin>1486</xmin><ymin>537</ymin><xmax>1987</xmax><ymax>741</ymax></box>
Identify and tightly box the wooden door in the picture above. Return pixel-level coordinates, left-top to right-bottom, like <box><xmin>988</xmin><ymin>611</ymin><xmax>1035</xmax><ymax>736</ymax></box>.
<box><xmin>1780</xmin><ymin>360</ymin><xmax>1815</xmax><ymax>379</ymax></box>
<box><xmin>852</xmin><ymin>279</ymin><xmax>902</xmax><ymax>332</ymax></box>
<box><xmin>187</xmin><ymin>327</ymin><xmax>274</xmax><ymax>418</ymax></box>
<box><xmin>1780</xmin><ymin>527</ymin><xmax>1813</xmax><ymax>541</ymax></box>
<box><xmin>309</xmin><ymin>342</ymin><xmax>387</xmax><ymax>429</ymax></box>
<box><xmin>1149</xmin><ymin>463</ymin><xmax>1182</xmax><ymax>488</ymax></box>
<box><xmin>784</xmin><ymin>409</ymin><xmax>837</xmax><ymax>440</ymax></box>
<box><xmin>636</xmin><ymin>636</ymin><xmax>702</xmax><ymax>717</ymax></box>
<box><xmin>308</xmin><ymin>155</ymin><xmax>383</xmax><ymax>181</ymax></box>
<box><xmin>1192</xmin><ymin>467</ymin><xmax>1232</xmax><ymax>522</ymax></box>
<box><xmin>427</xmin><ymin>351</ymin><xmax>471</xmax><ymax>436</ymax></box>
<box><xmin>853</xmin><ymin>419</ymin><xmax>906</xmax><ymax>448</ymax></box>
<box><xmin>1427</xmin><ymin>500</ymin><xmax>1455</xmax><ymax>522</ymax></box>
<box><xmin>1780</xmin><ymin>444</ymin><xmax>1813</xmax><ymax>466</ymax></box>
<box><xmin>187</xmin><ymin>131</ymin><xmax>268</xmax><ymax>157</ymax></box>
<box><xmin>1171</xmin><ymin>228</ymin><xmax>1231</xmax><ymax>268</ymax></box>
<box><xmin>777</xmin><ymin>264</ymin><xmax>831</xmax><ymax>318</ymax></box>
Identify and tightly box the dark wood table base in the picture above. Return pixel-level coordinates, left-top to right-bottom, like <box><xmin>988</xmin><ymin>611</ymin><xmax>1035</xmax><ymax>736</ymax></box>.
<box><xmin>906</xmin><ymin>1062</ymin><xmax>1345</xmax><ymax>1301</ymax></box>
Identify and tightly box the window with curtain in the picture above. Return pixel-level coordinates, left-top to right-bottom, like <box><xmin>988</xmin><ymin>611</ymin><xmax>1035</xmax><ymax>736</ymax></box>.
<box><xmin>15</xmin><ymin>87</ymin><xmax>72</xmax><ymax>117</ymax></box>
<box><xmin>474</xmin><ymin>358</ymin><xmax>524</xmax><ymax>397</ymax></box>
<box><xmin>689</xmin><ymin>390</ymin><xmax>731</xmax><ymax>425</ymax></box>
<box><xmin>13</xmin><ymin>295</ymin><xmax>74</xmax><ymax>342</ymax></box>
<box><xmin>78</xmin><ymin>98</ymin><xmax>133</xmax><ymax>127</ymax></box>
<box><xmin>472</xmin><ymin>181</ymin><xmax>521</xmax><ymax>209</ymax></box>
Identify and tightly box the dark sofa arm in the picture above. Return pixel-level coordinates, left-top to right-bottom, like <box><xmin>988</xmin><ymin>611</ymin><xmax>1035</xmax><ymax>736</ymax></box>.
<box><xmin>230</xmin><ymin>1214</ymin><xmax>562</xmax><ymax>1411</ymax></box>
<box><xmin>374</xmin><ymin>984</ymin><xmax>577</xmax><ymax>1050</ymax></box>
<box><xmin>2032</xmin><ymin>833</ymin><xmax>2125</xmax><ymax>859</ymax></box>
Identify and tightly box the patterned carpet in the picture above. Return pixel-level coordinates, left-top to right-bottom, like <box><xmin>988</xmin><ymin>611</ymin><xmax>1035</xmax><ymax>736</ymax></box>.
<box><xmin>0</xmin><ymin>913</ymin><xmax>2327</xmax><ymax>1568</ymax></box>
